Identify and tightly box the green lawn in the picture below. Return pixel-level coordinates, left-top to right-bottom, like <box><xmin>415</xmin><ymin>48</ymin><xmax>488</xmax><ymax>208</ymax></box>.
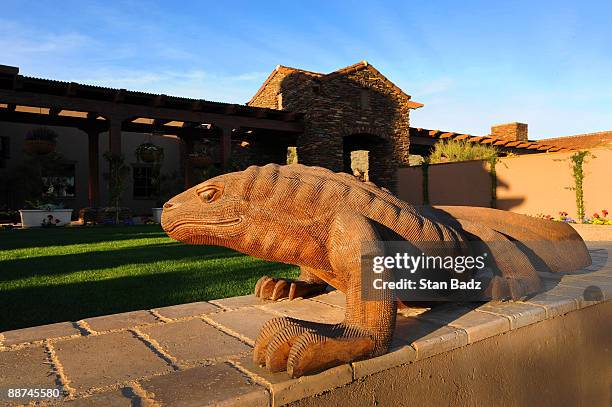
<box><xmin>0</xmin><ymin>225</ymin><xmax>298</xmax><ymax>332</ymax></box>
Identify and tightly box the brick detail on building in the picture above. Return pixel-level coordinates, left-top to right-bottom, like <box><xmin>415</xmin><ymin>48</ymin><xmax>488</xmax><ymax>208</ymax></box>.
<box><xmin>247</xmin><ymin>61</ymin><xmax>423</xmax><ymax>191</ymax></box>
<box><xmin>491</xmin><ymin>122</ymin><xmax>528</xmax><ymax>141</ymax></box>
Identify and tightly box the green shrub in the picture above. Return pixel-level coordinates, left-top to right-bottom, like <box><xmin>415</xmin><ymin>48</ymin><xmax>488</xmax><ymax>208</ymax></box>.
<box><xmin>428</xmin><ymin>139</ymin><xmax>498</xmax><ymax>164</ymax></box>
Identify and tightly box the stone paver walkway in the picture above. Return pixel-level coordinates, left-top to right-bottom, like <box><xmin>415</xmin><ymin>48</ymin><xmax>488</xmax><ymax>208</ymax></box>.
<box><xmin>0</xmin><ymin>245</ymin><xmax>610</xmax><ymax>406</ymax></box>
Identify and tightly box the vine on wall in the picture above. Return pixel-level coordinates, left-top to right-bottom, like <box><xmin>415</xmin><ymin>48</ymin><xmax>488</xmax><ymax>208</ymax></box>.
<box><xmin>488</xmin><ymin>156</ymin><xmax>499</xmax><ymax>209</ymax></box>
<box><xmin>568</xmin><ymin>150</ymin><xmax>591</xmax><ymax>222</ymax></box>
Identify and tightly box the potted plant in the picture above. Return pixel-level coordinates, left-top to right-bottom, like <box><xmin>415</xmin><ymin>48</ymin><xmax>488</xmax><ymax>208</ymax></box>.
<box><xmin>188</xmin><ymin>140</ymin><xmax>213</xmax><ymax>168</ymax></box>
<box><xmin>135</xmin><ymin>142</ymin><xmax>164</xmax><ymax>163</ymax></box>
<box><xmin>19</xmin><ymin>199</ymin><xmax>73</xmax><ymax>228</ymax></box>
<box><xmin>24</xmin><ymin>127</ymin><xmax>58</xmax><ymax>155</ymax></box>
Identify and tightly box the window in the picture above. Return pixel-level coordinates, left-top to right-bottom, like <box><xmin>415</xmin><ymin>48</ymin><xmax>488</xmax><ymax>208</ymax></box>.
<box><xmin>133</xmin><ymin>165</ymin><xmax>159</xmax><ymax>199</ymax></box>
<box><xmin>42</xmin><ymin>163</ymin><xmax>76</xmax><ymax>198</ymax></box>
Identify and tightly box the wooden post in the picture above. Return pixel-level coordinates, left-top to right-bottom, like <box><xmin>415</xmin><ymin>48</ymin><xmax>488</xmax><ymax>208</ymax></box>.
<box><xmin>109</xmin><ymin>118</ymin><xmax>122</xmax><ymax>155</ymax></box>
<box><xmin>86</xmin><ymin>129</ymin><xmax>100</xmax><ymax>207</ymax></box>
<box><xmin>183</xmin><ymin>135</ymin><xmax>194</xmax><ymax>189</ymax></box>
<box><xmin>221</xmin><ymin>125</ymin><xmax>233</xmax><ymax>169</ymax></box>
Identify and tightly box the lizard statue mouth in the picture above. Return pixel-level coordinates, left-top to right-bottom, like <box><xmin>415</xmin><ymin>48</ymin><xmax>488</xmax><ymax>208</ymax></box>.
<box><xmin>165</xmin><ymin>216</ymin><xmax>243</xmax><ymax>233</ymax></box>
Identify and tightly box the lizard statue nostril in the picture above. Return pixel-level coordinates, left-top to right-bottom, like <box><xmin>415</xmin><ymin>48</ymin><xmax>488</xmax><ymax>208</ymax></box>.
<box><xmin>163</xmin><ymin>202</ymin><xmax>177</xmax><ymax>210</ymax></box>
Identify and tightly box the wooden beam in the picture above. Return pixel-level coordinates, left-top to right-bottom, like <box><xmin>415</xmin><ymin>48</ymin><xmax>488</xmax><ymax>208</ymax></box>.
<box><xmin>0</xmin><ymin>89</ymin><xmax>304</xmax><ymax>133</ymax></box>
<box><xmin>0</xmin><ymin>75</ymin><xmax>302</xmax><ymax>121</ymax></box>
<box><xmin>0</xmin><ymin>109</ymin><xmax>106</xmax><ymax>132</ymax></box>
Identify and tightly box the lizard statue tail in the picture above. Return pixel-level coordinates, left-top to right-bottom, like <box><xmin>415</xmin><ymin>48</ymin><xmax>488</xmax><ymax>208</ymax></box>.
<box><xmin>431</xmin><ymin>206</ymin><xmax>592</xmax><ymax>273</ymax></box>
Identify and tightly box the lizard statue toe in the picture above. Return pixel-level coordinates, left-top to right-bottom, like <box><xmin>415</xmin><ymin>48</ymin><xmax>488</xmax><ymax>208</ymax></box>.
<box><xmin>254</xmin><ymin>266</ymin><xmax>328</xmax><ymax>301</ymax></box>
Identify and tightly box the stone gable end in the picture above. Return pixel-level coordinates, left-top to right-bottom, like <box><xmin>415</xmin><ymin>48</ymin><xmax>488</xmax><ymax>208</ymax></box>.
<box><xmin>248</xmin><ymin>63</ymin><xmax>417</xmax><ymax>190</ymax></box>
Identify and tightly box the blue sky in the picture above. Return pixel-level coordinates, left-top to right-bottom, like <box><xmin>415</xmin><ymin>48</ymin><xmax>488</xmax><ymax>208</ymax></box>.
<box><xmin>2</xmin><ymin>1</ymin><xmax>610</xmax><ymax>139</ymax></box>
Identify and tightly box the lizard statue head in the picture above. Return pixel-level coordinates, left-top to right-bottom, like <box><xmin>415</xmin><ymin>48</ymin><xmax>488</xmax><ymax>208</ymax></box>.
<box><xmin>161</xmin><ymin>171</ymin><xmax>249</xmax><ymax>246</ymax></box>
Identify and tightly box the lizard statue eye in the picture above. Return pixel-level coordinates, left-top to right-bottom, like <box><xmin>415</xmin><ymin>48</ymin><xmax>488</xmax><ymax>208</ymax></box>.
<box><xmin>198</xmin><ymin>187</ymin><xmax>222</xmax><ymax>203</ymax></box>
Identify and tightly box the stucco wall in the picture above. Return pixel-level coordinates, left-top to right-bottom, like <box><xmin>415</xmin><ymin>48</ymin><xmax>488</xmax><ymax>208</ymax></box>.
<box><xmin>290</xmin><ymin>301</ymin><xmax>611</xmax><ymax>407</ymax></box>
<box><xmin>397</xmin><ymin>147</ymin><xmax>612</xmax><ymax>219</ymax></box>
<box><xmin>496</xmin><ymin>148</ymin><xmax>612</xmax><ymax>219</ymax></box>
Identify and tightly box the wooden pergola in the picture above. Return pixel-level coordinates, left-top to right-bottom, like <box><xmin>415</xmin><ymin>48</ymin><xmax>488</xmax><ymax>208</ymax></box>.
<box><xmin>0</xmin><ymin>65</ymin><xmax>303</xmax><ymax>207</ymax></box>
<box><xmin>407</xmin><ymin>127</ymin><xmax>572</xmax><ymax>157</ymax></box>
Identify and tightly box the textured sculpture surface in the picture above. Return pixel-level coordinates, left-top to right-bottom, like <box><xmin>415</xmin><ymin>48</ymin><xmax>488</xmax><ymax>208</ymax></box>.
<box><xmin>161</xmin><ymin>163</ymin><xmax>591</xmax><ymax>377</ymax></box>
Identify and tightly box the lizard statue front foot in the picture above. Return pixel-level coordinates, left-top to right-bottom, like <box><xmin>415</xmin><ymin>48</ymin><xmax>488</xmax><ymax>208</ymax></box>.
<box><xmin>254</xmin><ymin>266</ymin><xmax>328</xmax><ymax>300</ymax></box>
<box><xmin>254</xmin><ymin>318</ymin><xmax>376</xmax><ymax>377</ymax></box>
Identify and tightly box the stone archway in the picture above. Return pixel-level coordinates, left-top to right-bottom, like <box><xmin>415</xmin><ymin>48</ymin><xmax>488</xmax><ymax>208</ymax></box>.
<box><xmin>342</xmin><ymin>132</ymin><xmax>388</xmax><ymax>184</ymax></box>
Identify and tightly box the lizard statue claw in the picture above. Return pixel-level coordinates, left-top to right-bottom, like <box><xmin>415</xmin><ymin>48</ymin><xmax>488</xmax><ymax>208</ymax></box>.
<box><xmin>162</xmin><ymin>163</ymin><xmax>591</xmax><ymax>378</ymax></box>
<box><xmin>254</xmin><ymin>268</ymin><xmax>329</xmax><ymax>300</ymax></box>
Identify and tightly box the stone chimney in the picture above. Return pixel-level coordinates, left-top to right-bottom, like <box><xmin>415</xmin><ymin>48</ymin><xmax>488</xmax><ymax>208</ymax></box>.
<box><xmin>491</xmin><ymin>122</ymin><xmax>528</xmax><ymax>141</ymax></box>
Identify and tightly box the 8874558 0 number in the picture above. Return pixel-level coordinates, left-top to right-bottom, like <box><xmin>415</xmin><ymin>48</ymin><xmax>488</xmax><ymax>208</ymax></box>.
<box><xmin>6</xmin><ymin>388</ymin><xmax>62</xmax><ymax>399</ymax></box>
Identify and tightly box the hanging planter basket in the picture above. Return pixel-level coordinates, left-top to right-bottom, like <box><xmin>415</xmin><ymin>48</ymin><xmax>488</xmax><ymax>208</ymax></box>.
<box><xmin>135</xmin><ymin>143</ymin><xmax>164</xmax><ymax>163</ymax></box>
<box><xmin>24</xmin><ymin>139</ymin><xmax>56</xmax><ymax>155</ymax></box>
<box><xmin>24</xmin><ymin>127</ymin><xmax>59</xmax><ymax>155</ymax></box>
<box><xmin>188</xmin><ymin>154</ymin><xmax>212</xmax><ymax>168</ymax></box>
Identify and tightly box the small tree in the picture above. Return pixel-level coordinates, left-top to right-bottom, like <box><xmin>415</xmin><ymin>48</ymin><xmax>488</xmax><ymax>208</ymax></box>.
<box><xmin>103</xmin><ymin>152</ymin><xmax>130</xmax><ymax>224</ymax></box>
<box><xmin>428</xmin><ymin>139</ymin><xmax>498</xmax><ymax>164</ymax></box>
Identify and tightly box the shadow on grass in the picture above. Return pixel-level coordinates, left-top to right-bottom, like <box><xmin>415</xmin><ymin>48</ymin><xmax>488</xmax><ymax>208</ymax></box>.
<box><xmin>0</xmin><ymin>243</ymin><xmax>240</xmax><ymax>282</ymax></box>
<box><xmin>0</xmin><ymin>225</ymin><xmax>167</xmax><ymax>250</ymax></box>
<box><xmin>0</xmin><ymin>260</ymin><xmax>298</xmax><ymax>332</ymax></box>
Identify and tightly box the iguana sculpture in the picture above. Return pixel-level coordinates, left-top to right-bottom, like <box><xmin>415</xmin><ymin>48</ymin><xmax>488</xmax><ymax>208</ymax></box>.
<box><xmin>161</xmin><ymin>163</ymin><xmax>591</xmax><ymax>378</ymax></box>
